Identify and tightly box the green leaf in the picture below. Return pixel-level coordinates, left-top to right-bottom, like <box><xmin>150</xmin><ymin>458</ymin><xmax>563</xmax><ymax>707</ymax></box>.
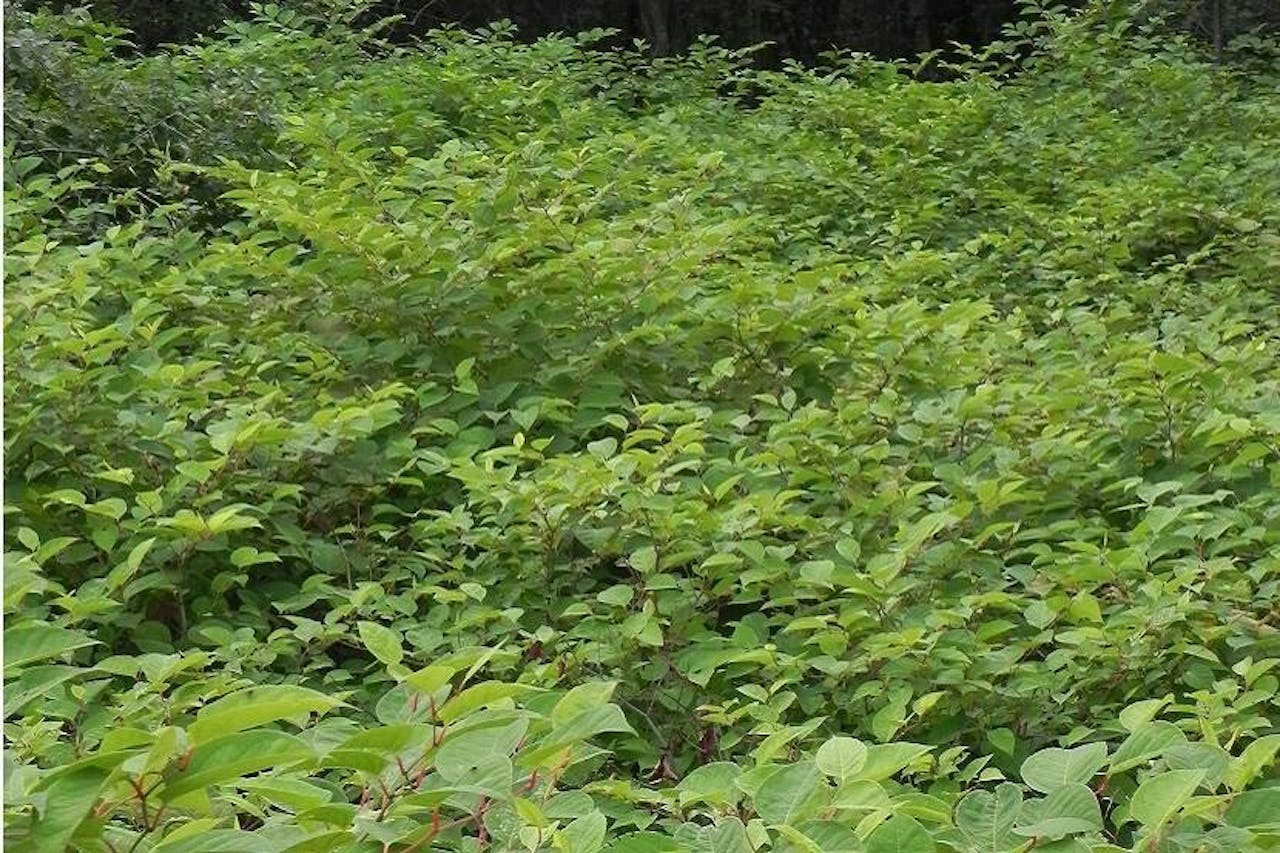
<box><xmin>955</xmin><ymin>783</ymin><xmax>1022</xmax><ymax>853</ymax></box>
<box><xmin>1109</xmin><ymin>722</ymin><xmax>1186</xmax><ymax>773</ymax></box>
<box><xmin>148</xmin><ymin>819</ymin><xmax>225</xmax><ymax>852</ymax></box>
<box><xmin>4</xmin><ymin>625</ymin><xmax>98</xmax><ymax>669</ymax></box>
<box><xmin>1020</xmin><ymin>742</ymin><xmax>1108</xmax><ymax>793</ymax></box>
<box><xmin>866</xmin><ymin>814</ymin><xmax>935</xmax><ymax>853</ymax></box>
<box><xmin>709</xmin><ymin>817</ymin><xmax>755</xmax><ymax>853</ymax></box>
<box><xmin>1012</xmin><ymin>784</ymin><xmax>1103</xmax><ymax>839</ymax></box>
<box><xmin>105</xmin><ymin>537</ymin><xmax>156</xmax><ymax>592</ymax></box>
<box><xmin>559</xmin><ymin>811</ymin><xmax>607</xmax><ymax>853</ymax></box>
<box><xmin>1225</xmin><ymin>734</ymin><xmax>1280</xmax><ymax>792</ymax></box>
<box><xmin>436</xmin><ymin>719</ymin><xmax>527</xmax><ymax>781</ymax></box>
<box><xmin>852</xmin><ymin>743</ymin><xmax>932</xmax><ymax>782</ymax></box>
<box><xmin>147</xmin><ymin>828</ymin><xmax>318</xmax><ymax>853</ymax></box>
<box><xmin>871</xmin><ymin>696</ymin><xmax>907</xmax><ymax>743</ymax></box>
<box><xmin>1164</xmin><ymin>742</ymin><xmax>1229</xmax><ymax>790</ymax></box>
<box><xmin>520</xmin><ymin>704</ymin><xmax>634</xmax><ymax>766</ymax></box>
<box><xmin>159</xmin><ymin>730</ymin><xmax>314</xmax><ymax>801</ymax></box>
<box><xmin>596</xmin><ymin>584</ymin><xmax>635</xmax><ymax>607</ymax></box>
<box><xmin>1128</xmin><ymin>769</ymin><xmax>1205</xmax><ymax>829</ymax></box>
<box><xmin>188</xmin><ymin>685</ymin><xmax>342</xmax><ymax>744</ymax></box>
<box><xmin>791</xmin><ymin>821</ymin><xmax>863</xmax><ymax>852</ymax></box>
<box><xmin>629</xmin><ymin>546</ymin><xmax>657</xmax><ymax>574</ymax></box>
<box><xmin>402</xmin><ymin>665</ymin><xmax>455</xmax><ymax>695</ymax></box>
<box><xmin>1032</xmin><ymin>841</ymin><xmax>1091</xmax><ymax>853</ymax></box>
<box><xmin>553</xmin><ymin>681</ymin><xmax>618</xmax><ymax>725</ymax></box>
<box><xmin>16</xmin><ymin>527</ymin><xmax>39</xmax><ymax>551</ymax></box>
<box><xmin>440</xmin><ymin>681</ymin><xmax>538</xmax><ymax>723</ymax></box>
<box><xmin>607</xmin><ymin>832</ymin><xmax>683</xmax><ymax>852</ymax></box>
<box><xmin>442</xmin><ymin>753</ymin><xmax>514</xmax><ymax>794</ymax></box>
<box><xmin>831</xmin><ymin>780</ymin><xmax>892</xmax><ymax>812</ymax></box>
<box><xmin>321</xmin><ymin>725</ymin><xmax>430</xmax><ymax>773</ymax></box>
<box><xmin>1224</xmin><ymin>788</ymin><xmax>1280</xmax><ymax>828</ymax></box>
<box><xmin>677</xmin><ymin>762</ymin><xmax>741</xmax><ymax>807</ymax></box>
<box><xmin>3</xmin><ymin>665</ymin><xmax>96</xmax><ymax>717</ymax></box>
<box><xmin>30</xmin><ymin>767</ymin><xmax>107</xmax><ymax>853</ymax></box>
<box><xmin>773</xmin><ymin>823</ymin><xmax>824</xmax><ymax>853</ymax></box>
<box><xmin>1118</xmin><ymin>698</ymin><xmax>1169</xmax><ymax>732</ymax></box>
<box><xmin>587</xmin><ymin>437</ymin><xmax>618</xmax><ymax>459</ymax></box>
<box><xmin>754</xmin><ymin>761</ymin><xmax>823</xmax><ymax>826</ymax></box>
<box><xmin>816</xmin><ymin>736</ymin><xmax>869</xmax><ymax>782</ymax></box>
<box><xmin>357</xmin><ymin>621</ymin><xmax>404</xmax><ymax>667</ymax></box>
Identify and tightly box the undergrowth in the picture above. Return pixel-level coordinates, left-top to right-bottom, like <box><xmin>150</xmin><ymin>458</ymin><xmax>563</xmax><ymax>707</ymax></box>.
<box><xmin>4</xmin><ymin>2</ymin><xmax>1279</xmax><ymax>851</ymax></box>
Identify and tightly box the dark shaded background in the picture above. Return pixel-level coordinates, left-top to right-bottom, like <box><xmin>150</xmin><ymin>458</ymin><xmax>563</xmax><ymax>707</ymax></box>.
<box><xmin>366</xmin><ymin>0</ymin><xmax>1024</xmax><ymax>64</ymax></box>
<box><xmin>36</xmin><ymin>0</ymin><xmax>1280</xmax><ymax>61</ymax></box>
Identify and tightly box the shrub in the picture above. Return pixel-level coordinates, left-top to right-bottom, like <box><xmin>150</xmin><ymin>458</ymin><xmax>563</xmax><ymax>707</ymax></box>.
<box><xmin>4</xmin><ymin>4</ymin><xmax>1278</xmax><ymax>851</ymax></box>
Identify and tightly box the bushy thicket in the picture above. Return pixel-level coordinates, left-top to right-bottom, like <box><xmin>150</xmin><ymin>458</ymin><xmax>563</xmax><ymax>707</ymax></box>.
<box><xmin>4</xmin><ymin>4</ymin><xmax>1279</xmax><ymax>851</ymax></box>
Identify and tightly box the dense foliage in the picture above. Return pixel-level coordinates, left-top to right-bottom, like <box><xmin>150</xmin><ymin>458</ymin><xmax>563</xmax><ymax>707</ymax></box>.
<box><xmin>4</xmin><ymin>3</ymin><xmax>1279</xmax><ymax>851</ymax></box>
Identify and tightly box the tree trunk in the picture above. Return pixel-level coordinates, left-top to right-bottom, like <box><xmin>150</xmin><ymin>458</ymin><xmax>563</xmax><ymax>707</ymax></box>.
<box><xmin>1212</xmin><ymin>0</ymin><xmax>1224</xmax><ymax>66</ymax></box>
<box><xmin>908</xmin><ymin>0</ymin><xmax>933</xmax><ymax>54</ymax></box>
<box><xmin>637</xmin><ymin>0</ymin><xmax>673</xmax><ymax>55</ymax></box>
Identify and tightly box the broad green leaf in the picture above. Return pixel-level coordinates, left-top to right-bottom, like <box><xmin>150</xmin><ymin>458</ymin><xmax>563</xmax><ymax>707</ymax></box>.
<box><xmin>831</xmin><ymin>780</ymin><xmax>892</xmax><ymax>812</ymax></box>
<box><xmin>871</xmin><ymin>696</ymin><xmax>908</xmax><ymax>743</ymax></box>
<box><xmin>514</xmin><ymin>796</ymin><xmax>551</xmax><ymax>830</ymax></box>
<box><xmin>1012</xmin><ymin>784</ymin><xmax>1102</xmax><ymax>839</ymax></box>
<box><xmin>558</xmin><ymin>811</ymin><xmax>607</xmax><ymax>853</ymax></box>
<box><xmin>773</xmin><ymin>823</ymin><xmax>824</xmax><ymax>853</ymax></box>
<box><xmin>607</xmin><ymin>832</ymin><xmax>683</xmax><ymax>852</ymax></box>
<box><xmin>1128</xmin><ymin>769</ymin><xmax>1205</xmax><ymax>829</ymax></box>
<box><xmin>105</xmin><ymin>537</ymin><xmax>156</xmax><ymax>592</ymax></box>
<box><xmin>545</xmin><ymin>790</ymin><xmax>596</xmax><ymax>820</ymax></box>
<box><xmin>149</xmin><ymin>819</ymin><xmax>224</xmax><ymax>851</ymax></box>
<box><xmin>596</xmin><ymin>585</ymin><xmax>634</xmax><ymax>607</ymax></box>
<box><xmin>1109</xmin><ymin>722</ymin><xmax>1185</xmax><ymax>773</ymax></box>
<box><xmin>629</xmin><ymin>546</ymin><xmax>657</xmax><ymax>574</ymax></box>
<box><xmin>159</xmin><ymin>730</ymin><xmax>313</xmax><ymax>800</ymax></box>
<box><xmin>444</xmin><ymin>753</ymin><xmax>514</xmax><ymax>794</ymax></box>
<box><xmin>754</xmin><ymin>761</ymin><xmax>823</xmax><ymax>826</ymax></box>
<box><xmin>1225</xmin><ymin>734</ymin><xmax>1280</xmax><ymax>792</ymax></box>
<box><xmin>145</xmin><ymin>828</ymin><xmax>316</xmax><ymax>853</ymax></box>
<box><xmin>4</xmin><ymin>625</ymin><xmax>97</xmax><ymax>669</ymax></box>
<box><xmin>1224</xmin><ymin>788</ymin><xmax>1280</xmax><ymax>828</ymax></box>
<box><xmin>710</xmin><ymin>817</ymin><xmax>755</xmax><ymax>853</ymax></box>
<box><xmin>436</xmin><ymin>719</ymin><xmax>527</xmax><ymax>781</ymax></box>
<box><xmin>402</xmin><ymin>665</ymin><xmax>455</xmax><ymax>695</ymax></box>
<box><xmin>852</xmin><ymin>743</ymin><xmax>932</xmax><ymax>782</ymax></box>
<box><xmin>1164</xmin><ymin>742</ymin><xmax>1229</xmax><ymax>790</ymax></box>
<box><xmin>440</xmin><ymin>681</ymin><xmax>538</xmax><ymax>723</ymax></box>
<box><xmin>519</xmin><ymin>704</ymin><xmax>634</xmax><ymax>766</ymax></box>
<box><xmin>236</xmin><ymin>777</ymin><xmax>335</xmax><ymax>812</ymax></box>
<box><xmin>955</xmin><ymin>783</ymin><xmax>1022</xmax><ymax>853</ymax></box>
<box><xmin>188</xmin><ymin>685</ymin><xmax>342</xmax><ymax>744</ymax></box>
<box><xmin>30</xmin><ymin>767</ymin><xmax>107</xmax><ymax>853</ymax></box>
<box><xmin>321</xmin><ymin>725</ymin><xmax>430</xmax><ymax>772</ymax></box>
<box><xmin>1032</xmin><ymin>841</ymin><xmax>1090</xmax><ymax>853</ymax></box>
<box><xmin>792</xmin><ymin>821</ymin><xmax>863</xmax><ymax>852</ymax></box>
<box><xmin>817</xmin><ymin>736</ymin><xmax>869</xmax><ymax>782</ymax></box>
<box><xmin>31</xmin><ymin>750</ymin><xmax>142</xmax><ymax>791</ymax></box>
<box><xmin>3</xmin><ymin>665</ymin><xmax>96</xmax><ymax>717</ymax></box>
<box><xmin>1118</xmin><ymin>698</ymin><xmax>1170</xmax><ymax>732</ymax></box>
<box><xmin>896</xmin><ymin>792</ymin><xmax>951</xmax><ymax>824</ymax></box>
<box><xmin>678</xmin><ymin>762</ymin><xmax>742</xmax><ymax>806</ymax></box>
<box><xmin>1020</xmin><ymin>742</ymin><xmax>1108</xmax><ymax>793</ymax></box>
<box><xmin>754</xmin><ymin>718</ymin><xmax>826</xmax><ymax>765</ymax></box>
<box><xmin>866</xmin><ymin>814</ymin><xmax>934</xmax><ymax>853</ymax></box>
<box><xmin>552</xmin><ymin>681</ymin><xmax>618</xmax><ymax>725</ymax></box>
<box><xmin>357</xmin><ymin>621</ymin><xmax>403</xmax><ymax>667</ymax></box>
